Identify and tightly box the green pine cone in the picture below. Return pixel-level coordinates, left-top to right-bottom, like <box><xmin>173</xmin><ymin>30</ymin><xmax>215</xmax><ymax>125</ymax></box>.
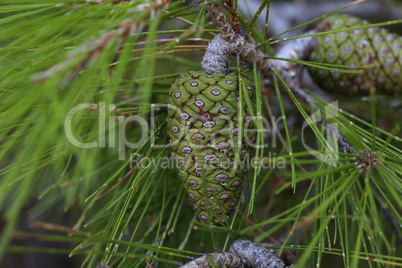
<box><xmin>167</xmin><ymin>71</ymin><xmax>256</xmax><ymax>225</ymax></box>
<box><xmin>309</xmin><ymin>14</ymin><xmax>401</xmax><ymax>95</ymax></box>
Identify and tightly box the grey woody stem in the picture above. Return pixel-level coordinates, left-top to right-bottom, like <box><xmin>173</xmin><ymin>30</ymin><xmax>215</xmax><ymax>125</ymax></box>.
<box><xmin>201</xmin><ymin>3</ymin><xmax>273</xmax><ymax>76</ymax></box>
<box><xmin>202</xmin><ymin>1</ymin><xmax>355</xmax><ymax>159</ymax></box>
<box><xmin>180</xmin><ymin>239</ymin><xmax>288</xmax><ymax>268</ymax></box>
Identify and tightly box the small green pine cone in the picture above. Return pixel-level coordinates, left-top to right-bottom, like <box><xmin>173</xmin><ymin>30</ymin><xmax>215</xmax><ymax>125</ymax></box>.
<box><xmin>167</xmin><ymin>71</ymin><xmax>256</xmax><ymax>225</ymax></box>
<box><xmin>309</xmin><ymin>14</ymin><xmax>401</xmax><ymax>95</ymax></box>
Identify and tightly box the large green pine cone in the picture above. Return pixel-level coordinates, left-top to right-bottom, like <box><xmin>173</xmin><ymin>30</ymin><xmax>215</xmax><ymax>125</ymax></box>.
<box><xmin>309</xmin><ymin>14</ymin><xmax>401</xmax><ymax>95</ymax></box>
<box><xmin>167</xmin><ymin>71</ymin><xmax>256</xmax><ymax>225</ymax></box>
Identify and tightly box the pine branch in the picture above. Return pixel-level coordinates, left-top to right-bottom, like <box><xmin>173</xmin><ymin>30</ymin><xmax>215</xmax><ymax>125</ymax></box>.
<box><xmin>181</xmin><ymin>239</ymin><xmax>288</xmax><ymax>268</ymax></box>
<box><xmin>202</xmin><ymin>3</ymin><xmax>273</xmax><ymax>77</ymax></box>
<box><xmin>203</xmin><ymin>1</ymin><xmax>355</xmax><ymax>153</ymax></box>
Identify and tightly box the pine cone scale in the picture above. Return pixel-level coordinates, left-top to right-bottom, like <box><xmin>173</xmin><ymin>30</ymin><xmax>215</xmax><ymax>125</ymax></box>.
<box><xmin>309</xmin><ymin>14</ymin><xmax>402</xmax><ymax>95</ymax></box>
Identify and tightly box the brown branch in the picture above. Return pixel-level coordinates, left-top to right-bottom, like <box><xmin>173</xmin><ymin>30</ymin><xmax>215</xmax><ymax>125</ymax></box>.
<box><xmin>205</xmin><ymin>3</ymin><xmax>234</xmax><ymax>41</ymax></box>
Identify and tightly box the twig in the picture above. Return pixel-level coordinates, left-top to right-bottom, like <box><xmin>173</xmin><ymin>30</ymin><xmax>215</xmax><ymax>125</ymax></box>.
<box><xmin>324</xmin><ymin>122</ymin><xmax>354</xmax><ymax>154</ymax></box>
<box><xmin>202</xmin><ymin>3</ymin><xmax>273</xmax><ymax>76</ymax></box>
<box><xmin>200</xmin><ymin>31</ymin><xmax>273</xmax><ymax>76</ymax></box>
<box><xmin>205</xmin><ymin>3</ymin><xmax>234</xmax><ymax>41</ymax></box>
<box><xmin>203</xmin><ymin>2</ymin><xmax>354</xmax><ymax>153</ymax></box>
<box><xmin>203</xmin><ymin>2</ymin><xmax>314</xmax><ymax>105</ymax></box>
<box><xmin>180</xmin><ymin>251</ymin><xmax>243</xmax><ymax>268</ymax></box>
<box><xmin>223</xmin><ymin>0</ymin><xmax>241</xmax><ymax>34</ymax></box>
<box><xmin>180</xmin><ymin>239</ymin><xmax>288</xmax><ymax>268</ymax></box>
<box><xmin>269</xmin><ymin>30</ymin><xmax>316</xmax><ymax>105</ymax></box>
